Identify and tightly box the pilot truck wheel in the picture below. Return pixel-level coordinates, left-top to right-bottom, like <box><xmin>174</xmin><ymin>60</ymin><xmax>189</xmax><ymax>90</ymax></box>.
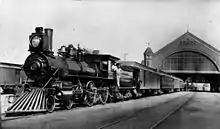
<box><xmin>46</xmin><ymin>95</ymin><xmax>55</xmax><ymax>113</ymax></box>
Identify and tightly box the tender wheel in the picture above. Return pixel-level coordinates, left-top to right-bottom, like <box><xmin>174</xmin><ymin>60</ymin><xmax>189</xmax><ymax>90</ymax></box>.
<box><xmin>46</xmin><ymin>95</ymin><xmax>55</xmax><ymax>113</ymax></box>
<box><xmin>125</xmin><ymin>91</ymin><xmax>132</xmax><ymax>100</ymax></box>
<box><xmin>99</xmin><ymin>87</ymin><xmax>109</xmax><ymax>105</ymax></box>
<box><xmin>65</xmin><ymin>99</ymin><xmax>74</xmax><ymax>110</ymax></box>
<box><xmin>108</xmin><ymin>86</ymin><xmax>118</xmax><ymax>103</ymax></box>
<box><xmin>116</xmin><ymin>92</ymin><xmax>124</xmax><ymax>100</ymax></box>
<box><xmin>84</xmin><ymin>81</ymin><xmax>97</xmax><ymax>107</ymax></box>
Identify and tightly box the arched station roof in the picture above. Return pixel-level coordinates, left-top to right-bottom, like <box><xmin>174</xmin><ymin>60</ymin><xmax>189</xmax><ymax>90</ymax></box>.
<box><xmin>151</xmin><ymin>31</ymin><xmax>220</xmax><ymax>74</ymax></box>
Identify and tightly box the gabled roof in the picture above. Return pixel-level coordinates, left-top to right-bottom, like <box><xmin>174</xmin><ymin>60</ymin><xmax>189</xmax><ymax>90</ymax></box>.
<box><xmin>154</xmin><ymin>31</ymin><xmax>220</xmax><ymax>55</ymax></box>
<box><xmin>144</xmin><ymin>47</ymin><xmax>154</xmax><ymax>56</ymax></box>
<box><xmin>187</xmin><ymin>32</ymin><xmax>220</xmax><ymax>54</ymax></box>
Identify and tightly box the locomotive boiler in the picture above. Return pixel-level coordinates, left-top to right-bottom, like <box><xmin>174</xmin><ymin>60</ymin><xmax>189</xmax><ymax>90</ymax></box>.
<box><xmin>23</xmin><ymin>27</ymin><xmax>98</xmax><ymax>86</ymax></box>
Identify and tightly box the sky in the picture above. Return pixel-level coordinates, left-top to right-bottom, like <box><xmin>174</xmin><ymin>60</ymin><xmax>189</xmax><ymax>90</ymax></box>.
<box><xmin>1</xmin><ymin>0</ymin><xmax>220</xmax><ymax>64</ymax></box>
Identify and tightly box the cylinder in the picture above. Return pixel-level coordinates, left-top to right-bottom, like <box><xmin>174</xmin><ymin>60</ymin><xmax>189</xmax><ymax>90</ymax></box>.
<box><xmin>44</xmin><ymin>28</ymin><xmax>53</xmax><ymax>51</ymax></box>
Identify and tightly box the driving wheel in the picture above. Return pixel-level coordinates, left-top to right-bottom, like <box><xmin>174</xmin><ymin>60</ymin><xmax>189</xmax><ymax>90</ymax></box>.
<box><xmin>84</xmin><ymin>81</ymin><xmax>97</xmax><ymax>107</ymax></box>
<box><xmin>46</xmin><ymin>95</ymin><xmax>55</xmax><ymax>113</ymax></box>
<box><xmin>99</xmin><ymin>87</ymin><xmax>109</xmax><ymax>105</ymax></box>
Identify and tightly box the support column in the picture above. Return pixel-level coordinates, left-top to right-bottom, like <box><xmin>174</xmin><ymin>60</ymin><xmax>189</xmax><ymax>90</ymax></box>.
<box><xmin>0</xmin><ymin>87</ymin><xmax>2</xmax><ymax>128</ymax></box>
<box><xmin>210</xmin><ymin>82</ymin><xmax>219</xmax><ymax>92</ymax></box>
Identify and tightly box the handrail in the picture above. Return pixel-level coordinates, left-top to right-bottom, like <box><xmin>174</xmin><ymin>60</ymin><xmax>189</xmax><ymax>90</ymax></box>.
<box><xmin>42</xmin><ymin>68</ymin><xmax>59</xmax><ymax>89</ymax></box>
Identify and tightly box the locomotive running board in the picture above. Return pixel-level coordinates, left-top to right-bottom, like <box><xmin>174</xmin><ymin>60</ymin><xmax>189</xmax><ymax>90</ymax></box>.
<box><xmin>5</xmin><ymin>88</ymin><xmax>46</xmax><ymax>115</ymax></box>
<box><xmin>118</xmin><ymin>86</ymin><xmax>136</xmax><ymax>89</ymax></box>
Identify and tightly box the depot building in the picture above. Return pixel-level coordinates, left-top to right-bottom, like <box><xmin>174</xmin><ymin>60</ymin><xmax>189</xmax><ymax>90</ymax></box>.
<box><xmin>143</xmin><ymin>31</ymin><xmax>220</xmax><ymax>92</ymax></box>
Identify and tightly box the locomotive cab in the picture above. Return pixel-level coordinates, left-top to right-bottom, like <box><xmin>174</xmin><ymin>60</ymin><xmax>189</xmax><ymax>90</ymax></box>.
<box><xmin>82</xmin><ymin>54</ymin><xmax>120</xmax><ymax>78</ymax></box>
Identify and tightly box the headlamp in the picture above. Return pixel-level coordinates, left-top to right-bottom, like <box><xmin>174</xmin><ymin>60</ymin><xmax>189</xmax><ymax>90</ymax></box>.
<box><xmin>31</xmin><ymin>36</ymin><xmax>41</xmax><ymax>47</ymax></box>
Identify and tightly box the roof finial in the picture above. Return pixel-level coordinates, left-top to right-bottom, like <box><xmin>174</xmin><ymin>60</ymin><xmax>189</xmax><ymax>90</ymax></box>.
<box><xmin>146</xmin><ymin>42</ymin><xmax>150</xmax><ymax>47</ymax></box>
<box><xmin>187</xmin><ymin>23</ymin><xmax>190</xmax><ymax>32</ymax></box>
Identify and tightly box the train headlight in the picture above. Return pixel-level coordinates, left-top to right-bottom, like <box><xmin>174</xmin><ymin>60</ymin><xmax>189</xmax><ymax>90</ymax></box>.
<box><xmin>31</xmin><ymin>36</ymin><xmax>41</xmax><ymax>47</ymax></box>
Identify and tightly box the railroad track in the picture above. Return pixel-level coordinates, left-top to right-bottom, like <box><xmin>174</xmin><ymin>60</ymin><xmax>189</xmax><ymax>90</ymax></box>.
<box><xmin>149</xmin><ymin>92</ymin><xmax>195</xmax><ymax>129</ymax></box>
<box><xmin>2</xmin><ymin>92</ymin><xmax>187</xmax><ymax>122</ymax></box>
<box><xmin>2</xmin><ymin>94</ymin><xmax>146</xmax><ymax>121</ymax></box>
<box><xmin>213</xmin><ymin>93</ymin><xmax>220</xmax><ymax>99</ymax></box>
<box><xmin>2</xmin><ymin>102</ymin><xmax>109</xmax><ymax>121</ymax></box>
<box><xmin>97</xmin><ymin>92</ymin><xmax>194</xmax><ymax>129</ymax></box>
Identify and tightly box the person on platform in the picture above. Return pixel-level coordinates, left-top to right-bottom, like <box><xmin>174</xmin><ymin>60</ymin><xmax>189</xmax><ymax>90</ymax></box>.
<box><xmin>112</xmin><ymin>63</ymin><xmax>122</xmax><ymax>87</ymax></box>
<box><xmin>0</xmin><ymin>86</ymin><xmax>3</xmax><ymax>94</ymax></box>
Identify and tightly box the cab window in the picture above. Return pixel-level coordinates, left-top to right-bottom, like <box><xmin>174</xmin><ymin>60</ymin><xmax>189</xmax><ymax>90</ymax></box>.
<box><xmin>100</xmin><ymin>61</ymin><xmax>108</xmax><ymax>71</ymax></box>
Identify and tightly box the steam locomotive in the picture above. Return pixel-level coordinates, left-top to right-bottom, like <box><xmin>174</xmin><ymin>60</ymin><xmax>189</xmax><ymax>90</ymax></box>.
<box><xmin>6</xmin><ymin>27</ymin><xmax>184</xmax><ymax>115</ymax></box>
<box><xmin>7</xmin><ymin>27</ymin><xmax>137</xmax><ymax>114</ymax></box>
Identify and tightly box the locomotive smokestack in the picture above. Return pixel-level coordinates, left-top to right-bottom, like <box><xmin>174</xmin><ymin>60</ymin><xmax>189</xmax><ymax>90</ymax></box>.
<box><xmin>44</xmin><ymin>28</ymin><xmax>53</xmax><ymax>52</ymax></box>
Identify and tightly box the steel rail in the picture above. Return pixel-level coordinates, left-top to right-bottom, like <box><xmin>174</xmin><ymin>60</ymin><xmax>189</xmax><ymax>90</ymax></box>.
<box><xmin>97</xmin><ymin>92</ymin><xmax>193</xmax><ymax>129</ymax></box>
<box><xmin>149</xmin><ymin>92</ymin><xmax>195</xmax><ymax>129</ymax></box>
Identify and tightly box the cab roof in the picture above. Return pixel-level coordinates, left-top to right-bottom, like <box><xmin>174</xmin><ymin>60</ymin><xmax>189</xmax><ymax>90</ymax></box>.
<box><xmin>0</xmin><ymin>62</ymin><xmax>22</xmax><ymax>69</ymax></box>
<box><xmin>83</xmin><ymin>54</ymin><xmax>120</xmax><ymax>62</ymax></box>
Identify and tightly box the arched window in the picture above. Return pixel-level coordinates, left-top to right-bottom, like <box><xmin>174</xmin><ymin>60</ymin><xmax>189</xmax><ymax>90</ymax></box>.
<box><xmin>160</xmin><ymin>51</ymin><xmax>218</xmax><ymax>71</ymax></box>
